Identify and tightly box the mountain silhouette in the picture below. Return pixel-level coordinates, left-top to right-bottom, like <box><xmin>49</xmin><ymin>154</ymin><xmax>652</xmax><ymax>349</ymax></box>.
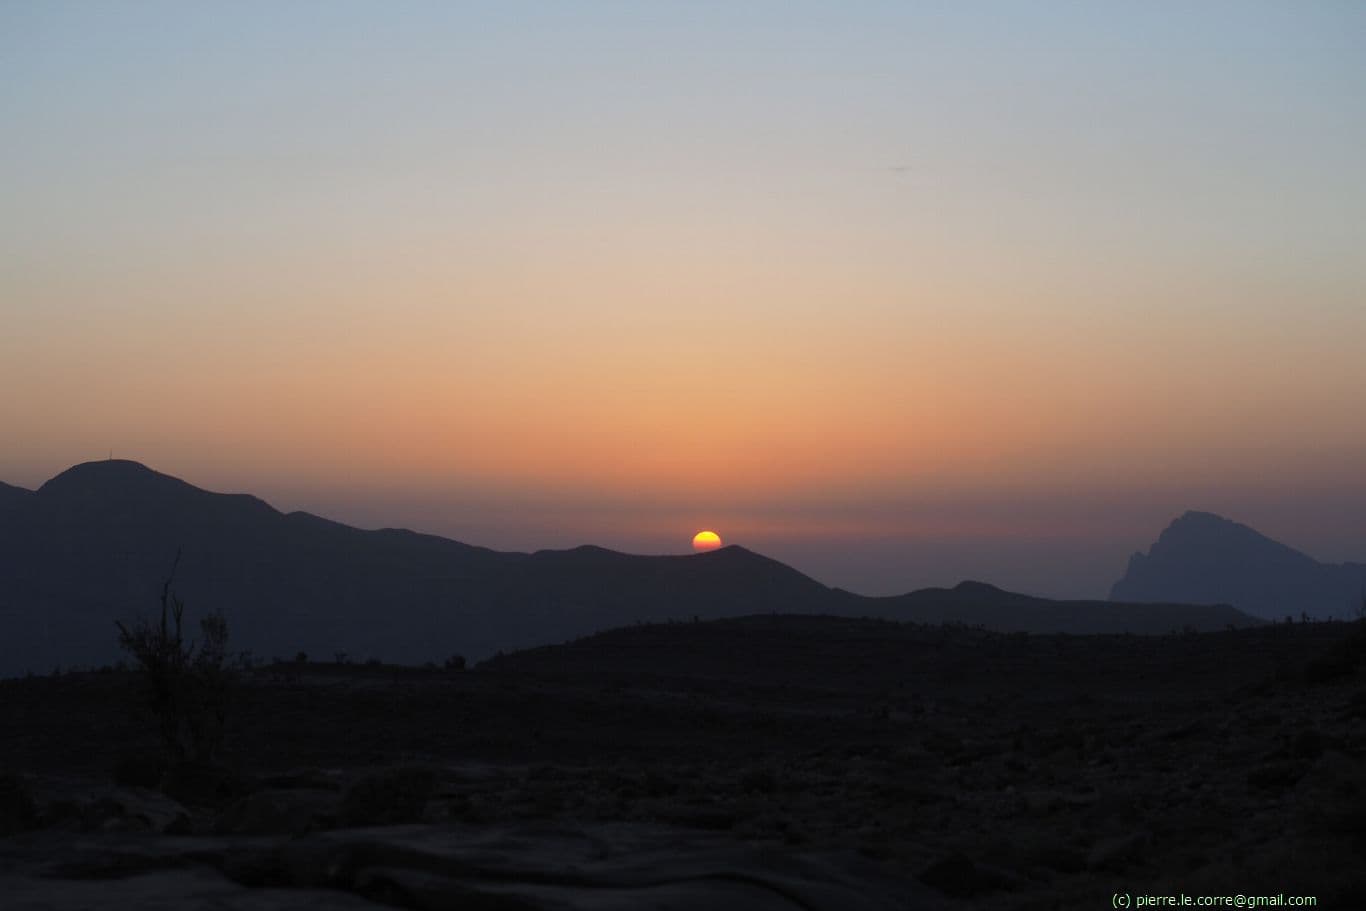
<box><xmin>0</xmin><ymin>461</ymin><xmax>1261</xmax><ymax>676</ymax></box>
<box><xmin>1110</xmin><ymin>510</ymin><xmax>1366</xmax><ymax>620</ymax></box>
<box><xmin>0</xmin><ymin>480</ymin><xmax>32</xmax><ymax>508</ymax></box>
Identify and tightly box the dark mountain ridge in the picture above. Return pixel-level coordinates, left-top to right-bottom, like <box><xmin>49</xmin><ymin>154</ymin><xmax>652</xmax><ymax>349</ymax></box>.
<box><xmin>1110</xmin><ymin>510</ymin><xmax>1366</xmax><ymax>620</ymax></box>
<box><xmin>0</xmin><ymin>461</ymin><xmax>1260</xmax><ymax>676</ymax></box>
<box><xmin>0</xmin><ymin>480</ymin><xmax>34</xmax><ymax>508</ymax></box>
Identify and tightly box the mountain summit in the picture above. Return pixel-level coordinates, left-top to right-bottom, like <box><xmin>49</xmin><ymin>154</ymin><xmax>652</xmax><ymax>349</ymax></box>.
<box><xmin>1110</xmin><ymin>511</ymin><xmax>1365</xmax><ymax>620</ymax></box>
<box><xmin>35</xmin><ymin>459</ymin><xmax>275</xmax><ymax>518</ymax></box>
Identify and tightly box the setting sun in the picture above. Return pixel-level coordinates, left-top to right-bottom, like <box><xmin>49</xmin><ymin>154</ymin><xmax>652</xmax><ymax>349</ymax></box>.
<box><xmin>692</xmin><ymin>530</ymin><xmax>722</xmax><ymax>552</ymax></box>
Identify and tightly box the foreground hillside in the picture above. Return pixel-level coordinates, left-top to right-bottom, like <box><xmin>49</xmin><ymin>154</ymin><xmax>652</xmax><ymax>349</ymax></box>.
<box><xmin>0</xmin><ymin>461</ymin><xmax>1259</xmax><ymax>677</ymax></box>
<box><xmin>2</xmin><ymin>617</ymin><xmax>1363</xmax><ymax>909</ymax></box>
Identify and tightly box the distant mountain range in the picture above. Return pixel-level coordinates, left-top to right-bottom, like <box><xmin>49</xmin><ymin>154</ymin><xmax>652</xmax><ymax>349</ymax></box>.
<box><xmin>1110</xmin><ymin>510</ymin><xmax>1366</xmax><ymax>620</ymax></box>
<box><xmin>0</xmin><ymin>461</ymin><xmax>1260</xmax><ymax>676</ymax></box>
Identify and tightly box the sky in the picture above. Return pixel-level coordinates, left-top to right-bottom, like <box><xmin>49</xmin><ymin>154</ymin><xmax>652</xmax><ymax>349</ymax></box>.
<box><xmin>3</xmin><ymin>1</ymin><xmax>1365</xmax><ymax>598</ymax></box>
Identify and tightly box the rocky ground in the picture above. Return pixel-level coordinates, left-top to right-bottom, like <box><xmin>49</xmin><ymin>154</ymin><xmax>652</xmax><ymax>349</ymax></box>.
<box><xmin>2</xmin><ymin>616</ymin><xmax>1364</xmax><ymax>909</ymax></box>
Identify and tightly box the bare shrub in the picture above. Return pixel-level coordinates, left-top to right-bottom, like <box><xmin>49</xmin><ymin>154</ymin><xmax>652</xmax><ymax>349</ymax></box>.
<box><xmin>115</xmin><ymin>551</ymin><xmax>232</xmax><ymax>765</ymax></box>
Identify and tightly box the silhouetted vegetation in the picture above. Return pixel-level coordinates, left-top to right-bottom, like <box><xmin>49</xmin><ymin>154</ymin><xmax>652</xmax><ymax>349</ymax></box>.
<box><xmin>1303</xmin><ymin>614</ymin><xmax>1366</xmax><ymax>684</ymax></box>
<box><xmin>114</xmin><ymin>552</ymin><xmax>232</xmax><ymax>765</ymax></box>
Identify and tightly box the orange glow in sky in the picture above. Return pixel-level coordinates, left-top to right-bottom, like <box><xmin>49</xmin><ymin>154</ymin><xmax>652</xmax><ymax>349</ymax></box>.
<box><xmin>2</xmin><ymin>4</ymin><xmax>1364</xmax><ymax>597</ymax></box>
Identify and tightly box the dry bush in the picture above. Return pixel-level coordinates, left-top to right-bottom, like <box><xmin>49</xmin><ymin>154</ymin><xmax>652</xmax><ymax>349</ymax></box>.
<box><xmin>115</xmin><ymin>551</ymin><xmax>232</xmax><ymax>765</ymax></box>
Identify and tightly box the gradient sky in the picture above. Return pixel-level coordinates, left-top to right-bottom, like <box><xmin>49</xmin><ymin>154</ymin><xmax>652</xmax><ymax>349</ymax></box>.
<box><xmin>3</xmin><ymin>2</ymin><xmax>1365</xmax><ymax>597</ymax></box>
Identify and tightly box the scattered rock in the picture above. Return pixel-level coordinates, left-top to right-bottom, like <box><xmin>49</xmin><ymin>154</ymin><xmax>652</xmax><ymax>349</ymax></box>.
<box><xmin>1025</xmin><ymin>840</ymin><xmax>1087</xmax><ymax>874</ymax></box>
<box><xmin>0</xmin><ymin>773</ymin><xmax>38</xmax><ymax>835</ymax></box>
<box><xmin>1291</xmin><ymin>728</ymin><xmax>1324</xmax><ymax>760</ymax></box>
<box><xmin>739</xmin><ymin>766</ymin><xmax>777</xmax><ymax>794</ymax></box>
<box><xmin>1019</xmin><ymin>789</ymin><xmax>1095</xmax><ymax>817</ymax></box>
<box><xmin>1160</xmin><ymin>719</ymin><xmax>1203</xmax><ymax>741</ymax></box>
<box><xmin>1086</xmin><ymin>830</ymin><xmax>1152</xmax><ymax>872</ymax></box>
<box><xmin>1247</xmin><ymin>761</ymin><xmax>1308</xmax><ymax>793</ymax></box>
<box><xmin>160</xmin><ymin>761</ymin><xmax>247</xmax><ymax>808</ymax></box>
<box><xmin>1295</xmin><ymin>751</ymin><xmax>1366</xmax><ymax>836</ymax></box>
<box><xmin>215</xmin><ymin>788</ymin><xmax>337</xmax><ymax>835</ymax></box>
<box><xmin>340</xmin><ymin>766</ymin><xmax>440</xmax><ymax>827</ymax></box>
<box><xmin>923</xmin><ymin>730</ymin><xmax>965</xmax><ymax>758</ymax></box>
<box><xmin>258</xmin><ymin>767</ymin><xmax>343</xmax><ymax>791</ymax></box>
<box><xmin>83</xmin><ymin>788</ymin><xmax>190</xmax><ymax>834</ymax></box>
<box><xmin>920</xmin><ymin>852</ymin><xmax>1018</xmax><ymax>896</ymax></box>
<box><xmin>659</xmin><ymin>807</ymin><xmax>737</xmax><ymax>831</ymax></box>
<box><xmin>111</xmin><ymin>752</ymin><xmax>166</xmax><ymax>789</ymax></box>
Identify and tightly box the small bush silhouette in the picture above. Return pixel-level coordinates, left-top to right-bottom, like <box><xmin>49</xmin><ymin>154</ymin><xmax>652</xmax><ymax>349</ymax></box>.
<box><xmin>115</xmin><ymin>551</ymin><xmax>232</xmax><ymax>765</ymax></box>
<box><xmin>1303</xmin><ymin>618</ymin><xmax>1366</xmax><ymax>685</ymax></box>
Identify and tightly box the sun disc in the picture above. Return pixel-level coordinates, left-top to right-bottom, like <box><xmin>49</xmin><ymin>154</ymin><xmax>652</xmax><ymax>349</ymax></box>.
<box><xmin>692</xmin><ymin>530</ymin><xmax>722</xmax><ymax>552</ymax></box>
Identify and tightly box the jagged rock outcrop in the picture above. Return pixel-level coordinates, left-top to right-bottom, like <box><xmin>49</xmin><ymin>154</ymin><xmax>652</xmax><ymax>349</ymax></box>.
<box><xmin>1111</xmin><ymin>511</ymin><xmax>1366</xmax><ymax>620</ymax></box>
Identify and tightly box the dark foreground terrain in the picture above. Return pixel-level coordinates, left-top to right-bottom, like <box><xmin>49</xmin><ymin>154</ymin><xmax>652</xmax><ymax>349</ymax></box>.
<box><xmin>3</xmin><ymin>617</ymin><xmax>1364</xmax><ymax>909</ymax></box>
